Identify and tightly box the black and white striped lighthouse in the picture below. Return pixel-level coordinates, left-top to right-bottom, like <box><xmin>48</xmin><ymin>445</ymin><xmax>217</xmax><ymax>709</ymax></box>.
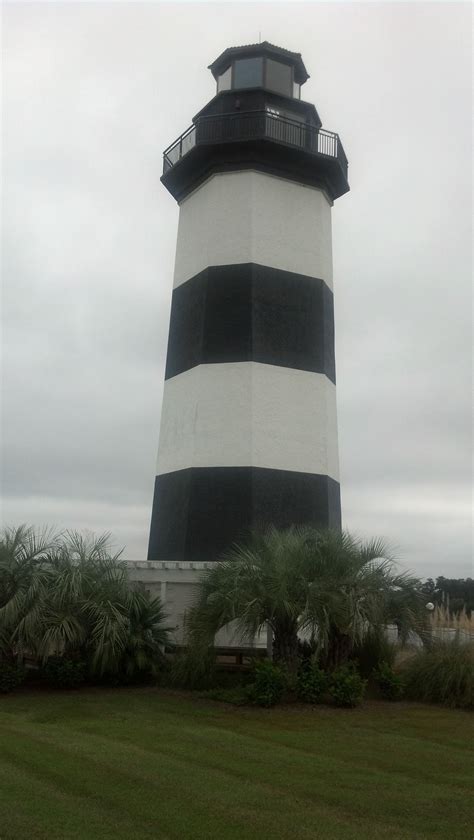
<box><xmin>147</xmin><ymin>42</ymin><xmax>349</xmax><ymax>563</ymax></box>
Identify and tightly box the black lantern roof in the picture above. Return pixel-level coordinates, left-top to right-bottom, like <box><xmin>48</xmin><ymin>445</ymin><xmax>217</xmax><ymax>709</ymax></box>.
<box><xmin>209</xmin><ymin>42</ymin><xmax>310</xmax><ymax>85</ymax></box>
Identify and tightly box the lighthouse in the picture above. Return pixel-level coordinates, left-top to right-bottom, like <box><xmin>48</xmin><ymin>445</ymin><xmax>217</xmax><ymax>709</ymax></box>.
<box><xmin>147</xmin><ymin>42</ymin><xmax>349</xmax><ymax>565</ymax></box>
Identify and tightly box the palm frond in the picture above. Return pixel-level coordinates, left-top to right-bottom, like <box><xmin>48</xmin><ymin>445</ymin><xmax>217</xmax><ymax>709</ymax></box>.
<box><xmin>184</xmin><ymin>525</ymin><xmax>423</xmax><ymax>671</ymax></box>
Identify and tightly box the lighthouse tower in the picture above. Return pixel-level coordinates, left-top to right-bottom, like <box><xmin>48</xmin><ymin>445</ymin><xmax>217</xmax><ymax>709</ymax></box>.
<box><xmin>147</xmin><ymin>43</ymin><xmax>349</xmax><ymax>564</ymax></box>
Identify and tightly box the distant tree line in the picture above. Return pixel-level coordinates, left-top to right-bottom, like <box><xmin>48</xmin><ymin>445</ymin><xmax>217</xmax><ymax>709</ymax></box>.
<box><xmin>422</xmin><ymin>577</ymin><xmax>474</xmax><ymax>615</ymax></box>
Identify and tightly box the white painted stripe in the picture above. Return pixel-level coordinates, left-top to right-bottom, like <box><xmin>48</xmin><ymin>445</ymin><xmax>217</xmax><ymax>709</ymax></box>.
<box><xmin>156</xmin><ymin>363</ymin><xmax>339</xmax><ymax>482</ymax></box>
<box><xmin>173</xmin><ymin>171</ymin><xmax>333</xmax><ymax>290</ymax></box>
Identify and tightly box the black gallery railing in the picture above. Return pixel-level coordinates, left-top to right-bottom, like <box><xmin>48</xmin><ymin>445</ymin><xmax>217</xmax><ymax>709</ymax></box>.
<box><xmin>163</xmin><ymin>110</ymin><xmax>348</xmax><ymax>179</ymax></box>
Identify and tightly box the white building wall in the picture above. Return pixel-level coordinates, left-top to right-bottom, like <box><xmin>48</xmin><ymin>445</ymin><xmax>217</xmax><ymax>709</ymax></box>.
<box><xmin>128</xmin><ymin>562</ymin><xmax>267</xmax><ymax>648</ymax></box>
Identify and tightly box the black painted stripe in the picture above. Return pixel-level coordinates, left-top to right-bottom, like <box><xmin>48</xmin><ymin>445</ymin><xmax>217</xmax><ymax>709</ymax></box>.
<box><xmin>147</xmin><ymin>467</ymin><xmax>341</xmax><ymax>563</ymax></box>
<box><xmin>165</xmin><ymin>264</ymin><xmax>336</xmax><ymax>383</ymax></box>
<box><xmin>161</xmin><ymin>138</ymin><xmax>349</xmax><ymax>203</ymax></box>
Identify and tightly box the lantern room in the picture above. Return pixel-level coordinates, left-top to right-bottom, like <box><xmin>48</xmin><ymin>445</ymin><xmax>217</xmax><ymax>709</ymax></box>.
<box><xmin>208</xmin><ymin>42</ymin><xmax>309</xmax><ymax>100</ymax></box>
<box><xmin>161</xmin><ymin>42</ymin><xmax>349</xmax><ymax>203</ymax></box>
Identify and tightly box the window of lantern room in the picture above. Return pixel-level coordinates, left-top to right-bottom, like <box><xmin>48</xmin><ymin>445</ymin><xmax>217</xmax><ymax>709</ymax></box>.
<box><xmin>217</xmin><ymin>65</ymin><xmax>232</xmax><ymax>92</ymax></box>
<box><xmin>265</xmin><ymin>59</ymin><xmax>293</xmax><ymax>97</ymax></box>
<box><xmin>233</xmin><ymin>57</ymin><xmax>264</xmax><ymax>89</ymax></box>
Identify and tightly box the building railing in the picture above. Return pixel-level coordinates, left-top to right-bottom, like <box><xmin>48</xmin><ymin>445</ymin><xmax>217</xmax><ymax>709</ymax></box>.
<box><xmin>163</xmin><ymin>110</ymin><xmax>348</xmax><ymax>179</ymax></box>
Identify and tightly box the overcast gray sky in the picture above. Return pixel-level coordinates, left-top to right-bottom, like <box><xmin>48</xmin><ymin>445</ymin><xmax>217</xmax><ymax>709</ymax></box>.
<box><xmin>1</xmin><ymin>1</ymin><xmax>472</xmax><ymax>577</ymax></box>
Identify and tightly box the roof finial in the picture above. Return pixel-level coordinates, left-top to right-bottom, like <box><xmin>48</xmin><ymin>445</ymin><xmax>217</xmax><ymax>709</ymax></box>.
<box><xmin>259</xmin><ymin>31</ymin><xmax>261</xmax><ymax>44</ymax></box>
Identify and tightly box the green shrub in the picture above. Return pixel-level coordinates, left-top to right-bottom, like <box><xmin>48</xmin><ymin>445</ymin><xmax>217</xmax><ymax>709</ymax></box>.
<box><xmin>0</xmin><ymin>661</ymin><xmax>26</xmax><ymax>694</ymax></box>
<box><xmin>352</xmin><ymin>629</ymin><xmax>397</xmax><ymax>677</ymax></box>
<box><xmin>330</xmin><ymin>664</ymin><xmax>367</xmax><ymax>708</ymax></box>
<box><xmin>246</xmin><ymin>660</ymin><xmax>286</xmax><ymax>707</ymax></box>
<box><xmin>43</xmin><ymin>657</ymin><xmax>86</xmax><ymax>689</ymax></box>
<box><xmin>170</xmin><ymin>647</ymin><xmax>217</xmax><ymax>690</ymax></box>
<box><xmin>373</xmin><ymin>661</ymin><xmax>404</xmax><ymax>700</ymax></box>
<box><xmin>296</xmin><ymin>662</ymin><xmax>328</xmax><ymax>704</ymax></box>
<box><xmin>214</xmin><ymin>668</ymin><xmax>254</xmax><ymax>689</ymax></box>
<box><xmin>402</xmin><ymin>640</ymin><xmax>474</xmax><ymax>709</ymax></box>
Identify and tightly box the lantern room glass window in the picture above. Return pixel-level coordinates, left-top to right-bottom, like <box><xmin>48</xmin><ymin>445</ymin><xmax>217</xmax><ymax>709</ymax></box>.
<box><xmin>215</xmin><ymin>55</ymin><xmax>302</xmax><ymax>99</ymax></box>
<box><xmin>233</xmin><ymin>57</ymin><xmax>264</xmax><ymax>89</ymax></box>
<box><xmin>265</xmin><ymin>59</ymin><xmax>293</xmax><ymax>97</ymax></box>
<box><xmin>217</xmin><ymin>65</ymin><xmax>232</xmax><ymax>92</ymax></box>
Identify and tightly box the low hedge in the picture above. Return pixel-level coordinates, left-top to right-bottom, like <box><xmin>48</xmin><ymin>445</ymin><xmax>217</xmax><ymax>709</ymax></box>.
<box><xmin>329</xmin><ymin>664</ymin><xmax>367</xmax><ymax>708</ymax></box>
<box><xmin>0</xmin><ymin>661</ymin><xmax>26</xmax><ymax>694</ymax></box>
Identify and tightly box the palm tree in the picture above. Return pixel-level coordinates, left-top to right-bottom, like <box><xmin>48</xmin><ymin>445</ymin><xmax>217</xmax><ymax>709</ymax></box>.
<box><xmin>0</xmin><ymin>525</ymin><xmax>59</xmax><ymax>661</ymax></box>
<box><xmin>121</xmin><ymin>590</ymin><xmax>169</xmax><ymax>678</ymax></box>
<box><xmin>42</xmin><ymin>530</ymin><xmax>130</xmax><ymax>673</ymax></box>
<box><xmin>185</xmin><ymin>526</ymin><xmax>426</xmax><ymax>675</ymax></box>
<box><xmin>303</xmin><ymin>529</ymin><xmax>426</xmax><ymax>668</ymax></box>
<box><xmin>0</xmin><ymin>526</ymin><xmax>170</xmax><ymax>677</ymax></box>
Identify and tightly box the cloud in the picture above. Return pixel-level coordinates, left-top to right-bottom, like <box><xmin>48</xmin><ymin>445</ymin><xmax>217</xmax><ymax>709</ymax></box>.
<box><xmin>2</xmin><ymin>2</ymin><xmax>472</xmax><ymax>577</ymax></box>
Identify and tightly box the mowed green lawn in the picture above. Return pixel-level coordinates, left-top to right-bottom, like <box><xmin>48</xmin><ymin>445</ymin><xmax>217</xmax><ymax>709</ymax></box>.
<box><xmin>0</xmin><ymin>688</ymin><xmax>472</xmax><ymax>840</ymax></box>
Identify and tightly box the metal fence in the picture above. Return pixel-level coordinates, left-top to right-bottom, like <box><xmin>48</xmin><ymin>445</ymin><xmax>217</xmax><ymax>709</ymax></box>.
<box><xmin>163</xmin><ymin>124</ymin><xmax>197</xmax><ymax>172</ymax></box>
<box><xmin>163</xmin><ymin>110</ymin><xmax>348</xmax><ymax>178</ymax></box>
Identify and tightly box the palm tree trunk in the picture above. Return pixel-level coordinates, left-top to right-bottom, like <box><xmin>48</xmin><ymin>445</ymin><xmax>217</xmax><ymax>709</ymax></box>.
<box><xmin>325</xmin><ymin>627</ymin><xmax>353</xmax><ymax>669</ymax></box>
<box><xmin>272</xmin><ymin>625</ymin><xmax>299</xmax><ymax>676</ymax></box>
